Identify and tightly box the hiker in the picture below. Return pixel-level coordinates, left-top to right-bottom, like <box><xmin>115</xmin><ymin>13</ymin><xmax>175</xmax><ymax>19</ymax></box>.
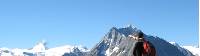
<box><xmin>132</xmin><ymin>31</ymin><xmax>144</xmax><ymax>56</ymax></box>
<box><xmin>132</xmin><ymin>31</ymin><xmax>156</xmax><ymax>56</ymax></box>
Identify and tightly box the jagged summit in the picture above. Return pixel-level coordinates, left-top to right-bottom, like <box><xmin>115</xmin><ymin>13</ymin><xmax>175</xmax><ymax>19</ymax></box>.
<box><xmin>109</xmin><ymin>25</ymin><xmax>141</xmax><ymax>37</ymax></box>
<box><xmin>124</xmin><ymin>24</ymin><xmax>134</xmax><ymax>28</ymax></box>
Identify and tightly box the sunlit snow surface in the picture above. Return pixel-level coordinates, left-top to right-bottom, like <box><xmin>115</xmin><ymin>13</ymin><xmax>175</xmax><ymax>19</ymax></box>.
<box><xmin>169</xmin><ymin>42</ymin><xmax>199</xmax><ymax>56</ymax></box>
<box><xmin>0</xmin><ymin>41</ymin><xmax>89</xmax><ymax>56</ymax></box>
<box><xmin>182</xmin><ymin>46</ymin><xmax>200</xmax><ymax>56</ymax></box>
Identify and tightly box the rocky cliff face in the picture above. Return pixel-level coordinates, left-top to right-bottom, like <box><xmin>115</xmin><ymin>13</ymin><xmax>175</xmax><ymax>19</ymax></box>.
<box><xmin>88</xmin><ymin>26</ymin><xmax>137</xmax><ymax>56</ymax></box>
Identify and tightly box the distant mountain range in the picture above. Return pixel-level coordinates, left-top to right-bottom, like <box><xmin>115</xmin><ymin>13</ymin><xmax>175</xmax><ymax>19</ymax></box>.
<box><xmin>0</xmin><ymin>25</ymin><xmax>198</xmax><ymax>56</ymax></box>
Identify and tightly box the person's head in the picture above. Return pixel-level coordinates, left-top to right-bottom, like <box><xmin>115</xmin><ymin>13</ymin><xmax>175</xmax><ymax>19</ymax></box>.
<box><xmin>138</xmin><ymin>31</ymin><xmax>144</xmax><ymax>39</ymax></box>
<box><xmin>133</xmin><ymin>30</ymin><xmax>144</xmax><ymax>41</ymax></box>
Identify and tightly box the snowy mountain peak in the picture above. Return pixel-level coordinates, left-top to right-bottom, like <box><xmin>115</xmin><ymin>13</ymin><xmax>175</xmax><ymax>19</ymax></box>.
<box><xmin>31</xmin><ymin>40</ymin><xmax>47</xmax><ymax>52</ymax></box>
<box><xmin>125</xmin><ymin>24</ymin><xmax>134</xmax><ymax>29</ymax></box>
<box><xmin>111</xmin><ymin>25</ymin><xmax>140</xmax><ymax>37</ymax></box>
<box><xmin>169</xmin><ymin>42</ymin><xmax>179</xmax><ymax>46</ymax></box>
<box><xmin>0</xmin><ymin>44</ymin><xmax>88</xmax><ymax>56</ymax></box>
<box><xmin>90</xmin><ymin>26</ymin><xmax>195</xmax><ymax>56</ymax></box>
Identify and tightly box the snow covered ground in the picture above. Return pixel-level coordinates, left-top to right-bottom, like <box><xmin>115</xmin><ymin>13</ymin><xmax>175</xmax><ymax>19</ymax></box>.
<box><xmin>0</xmin><ymin>41</ymin><xmax>89</xmax><ymax>56</ymax></box>
<box><xmin>182</xmin><ymin>46</ymin><xmax>200</xmax><ymax>56</ymax></box>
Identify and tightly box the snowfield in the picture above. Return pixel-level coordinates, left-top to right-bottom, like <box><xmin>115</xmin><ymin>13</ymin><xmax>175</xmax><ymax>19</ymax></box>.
<box><xmin>170</xmin><ymin>42</ymin><xmax>200</xmax><ymax>56</ymax></box>
<box><xmin>182</xmin><ymin>46</ymin><xmax>200</xmax><ymax>56</ymax></box>
<box><xmin>0</xmin><ymin>41</ymin><xmax>89</xmax><ymax>56</ymax></box>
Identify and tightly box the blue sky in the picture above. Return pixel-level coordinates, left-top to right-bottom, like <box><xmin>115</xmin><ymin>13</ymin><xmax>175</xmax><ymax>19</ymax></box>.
<box><xmin>0</xmin><ymin>0</ymin><xmax>198</xmax><ymax>48</ymax></box>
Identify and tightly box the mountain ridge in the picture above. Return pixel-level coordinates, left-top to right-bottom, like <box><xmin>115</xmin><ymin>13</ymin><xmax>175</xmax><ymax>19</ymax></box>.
<box><xmin>0</xmin><ymin>25</ymin><xmax>196</xmax><ymax>56</ymax></box>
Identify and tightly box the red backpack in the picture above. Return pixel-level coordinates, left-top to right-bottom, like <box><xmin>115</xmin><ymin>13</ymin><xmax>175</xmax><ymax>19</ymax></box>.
<box><xmin>143</xmin><ymin>40</ymin><xmax>156</xmax><ymax>56</ymax></box>
<box><xmin>143</xmin><ymin>40</ymin><xmax>151</xmax><ymax>54</ymax></box>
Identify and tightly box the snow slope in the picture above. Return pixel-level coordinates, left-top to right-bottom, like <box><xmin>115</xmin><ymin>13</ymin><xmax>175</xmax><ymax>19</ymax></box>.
<box><xmin>182</xmin><ymin>46</ymin><xmax>200</xmax><ymax>56</ymax></box>
<box><xmin>0</xmin><ymin>41</ymin><xmax>88</xmax><ymax>56</ymax></box>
